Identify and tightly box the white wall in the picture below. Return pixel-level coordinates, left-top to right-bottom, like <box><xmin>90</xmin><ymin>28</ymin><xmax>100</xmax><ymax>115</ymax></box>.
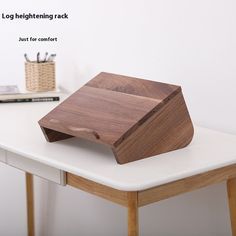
<box><xmin>0</xmin><ymin>0</ymin><xmax>235</xmax><ymax>235</ymax></box>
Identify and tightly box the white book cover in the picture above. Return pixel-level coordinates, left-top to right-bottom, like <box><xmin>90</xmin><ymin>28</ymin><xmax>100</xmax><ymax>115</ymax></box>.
<box><xmin>0</xmin><ymin>85</ymin><xmax>19</xmax><ymax>95</ymax></box>
<box><xmin>0</xmin><ymin>87</ymin><xmax>61</xmax><ymax>100</ymax></box>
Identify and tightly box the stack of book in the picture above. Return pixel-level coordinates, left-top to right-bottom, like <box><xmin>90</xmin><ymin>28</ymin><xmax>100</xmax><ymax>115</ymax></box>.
<box><xmin>0</xmin><ymin>85</ymin><xmax>60</xmax><ymax>103</ymax></box>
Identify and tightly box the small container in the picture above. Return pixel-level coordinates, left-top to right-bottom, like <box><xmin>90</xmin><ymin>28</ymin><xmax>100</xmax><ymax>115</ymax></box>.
<box><xmin>25</xmin><ymin>62</ymin><xmax>56</xmax><ymax>92</ymax></box>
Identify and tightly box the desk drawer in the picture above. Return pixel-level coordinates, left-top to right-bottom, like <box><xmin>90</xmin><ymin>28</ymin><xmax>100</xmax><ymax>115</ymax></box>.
<box><xmin>6</xmin><ymin>152</ymin><xmax>66</xmax><ymax>185</ymax></box>
<box><xmin>0</xmin><ymin>148</ymin><xmax>6</xmax><ymax>163</ymax></box>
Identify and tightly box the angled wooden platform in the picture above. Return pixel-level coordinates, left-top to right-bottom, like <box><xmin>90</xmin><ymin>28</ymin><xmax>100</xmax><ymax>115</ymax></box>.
<box><xmin>39</xmin><ymin>72</ymin><xmax>194</xmax><ymax>164</ymax></box>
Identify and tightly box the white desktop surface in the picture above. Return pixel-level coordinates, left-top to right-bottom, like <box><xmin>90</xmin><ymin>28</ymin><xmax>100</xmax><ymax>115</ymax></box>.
<box><xmin>0</xmin><ymin>100</ymin><xmax>236</xmax><ymax>191</ymax></box>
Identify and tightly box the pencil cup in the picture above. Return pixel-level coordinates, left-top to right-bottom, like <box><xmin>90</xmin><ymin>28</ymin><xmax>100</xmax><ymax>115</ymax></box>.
<box><xmin>25</xmin><ymin>62</ymin><xmax>56</xmax><ymax>92</ymax></box>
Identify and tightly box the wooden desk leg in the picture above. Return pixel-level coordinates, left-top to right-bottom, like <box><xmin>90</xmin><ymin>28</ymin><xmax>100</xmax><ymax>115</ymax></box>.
<box><xmin>227</xmin><ymin>178</ymin><xmax>236</xmax><ymax>236</ymax></box>
<box><xmin>26</xmin><ymin>173</ymin><xmax>35</xmax><ymax>236</ymax></box>
<box><xmin>127</xmin><ymin>192</ymin><xmax>139</xmax><ymax>236</ymax></box>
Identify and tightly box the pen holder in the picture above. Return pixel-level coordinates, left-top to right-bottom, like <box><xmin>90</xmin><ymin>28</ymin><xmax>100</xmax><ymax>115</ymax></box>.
<box><xmin>25</xmin><ymin>62</ymin><xmax>56</xmax><ymax>92</ymax></box>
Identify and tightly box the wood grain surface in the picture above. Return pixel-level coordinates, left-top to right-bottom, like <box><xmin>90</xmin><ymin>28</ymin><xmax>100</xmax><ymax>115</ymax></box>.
<box><xmin>39</xmin><ymin>72</ymin><xmax>193</xmax><ymax>164</ymax></box>
<box><xmin>39</xmin><ymin>85</ymin><xmax>161</xmax><ymax>145</ymax></box>
<box><xmin>127</xmin><ymin>192</ymin><xmax>139</xmax><ymax>236</ymax></box>
<box><xmin>26</xmin><ymin>173</ymin><xmax>35</xmax><ymax>236</ymax></box>
<box><xmin>227</xmin><ymin>177</ymin><xmax>236</xmax><ymax>236</ymax></box>
<box><xmin>139</xmin><ymin>164</ymin><xmax>236</xmax><ymax>207</ymax></box>
<box><xmin>86</xmin><ymin>72</ymin><xmax>180</xmax><ymax>101</ymax></box>
<box><xmin>113</xmin><ymin>91</ymin><xmax>194</xmax><ymax>163</ymax></box>
<box><xmin>67</xmin><ymin>173</ymin><xmax>129</xmax><ymax>206</ymax></box>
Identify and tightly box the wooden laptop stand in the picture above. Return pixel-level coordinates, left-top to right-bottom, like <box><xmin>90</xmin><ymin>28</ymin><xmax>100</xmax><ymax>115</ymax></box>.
<box><xmin>38</xmin><ymin>72</ymin><xmax>194</xmax><ymax>164</ymax></box>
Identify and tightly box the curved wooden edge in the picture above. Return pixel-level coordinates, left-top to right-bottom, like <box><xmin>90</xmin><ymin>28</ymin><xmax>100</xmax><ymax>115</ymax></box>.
<box><xmin>112</xmin><ymin>91</ymin><xmax>194</xmax><ymax>164</ymax></box>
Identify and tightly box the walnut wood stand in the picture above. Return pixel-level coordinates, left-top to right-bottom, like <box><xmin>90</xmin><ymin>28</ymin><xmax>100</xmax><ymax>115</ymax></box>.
<box><xmin>39</xmin><ymin>72</ymin><xmax>194</xmax><ymax>164</ymax></box>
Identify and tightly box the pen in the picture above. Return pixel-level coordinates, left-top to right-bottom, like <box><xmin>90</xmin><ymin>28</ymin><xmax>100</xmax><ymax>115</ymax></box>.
<box><xmin>24</xmin><ymin>53</ymin><xmax>31</xmax><ymax>62</ymax></box>
<box><xmin>37</xmin><ymin>52</ymin><xmax>40</xmax><ymax>63</ymax></box>
<box><xmin>24</xmin><ymin>52</ymin><xmax>56</xmax><ymax>63</ymax></box>
<box><xmin>43</xmin><ymin>52</ymin><xmax>48</xmax><ymax>62</ymax></box>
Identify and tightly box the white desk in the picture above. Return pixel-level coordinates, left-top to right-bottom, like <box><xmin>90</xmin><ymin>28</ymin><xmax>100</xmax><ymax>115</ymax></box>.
<box><xmin>0</xmin><ymin>101</ymin><xmax>236</xmax><ymax>236</ymax></box>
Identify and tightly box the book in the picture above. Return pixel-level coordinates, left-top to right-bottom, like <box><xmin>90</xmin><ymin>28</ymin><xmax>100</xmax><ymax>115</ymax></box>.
<box><xmin>0</xmin><ymin>85</ymin><xmax>20</xmax><ymax>95</ymax></box>
<box><xmin>0</xmin><ymin>97</ymin><xmax>59</xmax><ymax>103</ymax></box>
<box><xmin>0</xmin><ymin>87</ymin><xmax>61</xmax><ymax>103</ymax></box>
